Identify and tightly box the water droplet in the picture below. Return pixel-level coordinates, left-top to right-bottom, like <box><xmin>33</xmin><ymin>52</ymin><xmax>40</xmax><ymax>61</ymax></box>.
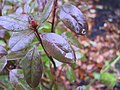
<box><xmin>81</xmin><ymin>29</ymin><xmax>86</xmax><ymax>34</ymax></box>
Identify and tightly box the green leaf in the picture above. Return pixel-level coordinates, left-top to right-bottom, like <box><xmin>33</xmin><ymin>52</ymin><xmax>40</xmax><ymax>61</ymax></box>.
<box><xmin>0</xmin><ymin>14</ymin><xmax>30</xmax><ymax>32</ymax></box>
<box><xmin>46</xmin><ymin>69</ymin><xmax>53</xmax><ymax>81</ymax></box>
<box><xmin>9</xmin><ymin>69</ymin><xmax>27</xmax><ymax>90</ymax></box>
<box><xmin>84</xmin><ymin>86</ymin><xmax>90</xmax><ymax>90</ymax></box>
<box><xmin>101</xmin><ymin>56</ymin><xmax>120</xmax><ymax>73</ymax></box>
<box><xmin>0</xmin><ymin>75</ymin><xmax>13</xmax><ymax>90</ymax></box>
<box><xmin>0</xmin><ymin>40</ymin><xmax>6</xmax><ymax>47</ymax></box>
<box><xmin>56</xmin><ymin>27</ymin><xmax>84</xmax><ymax>54</ymax></box>
<box><xmin>58</xmin><ymin>4</ymin><xmax>88</xmax><ymax>35</ymax></box>
<box><xmin>41</xmin><ymin>55</ymin><xmax>50</xmax><ymax>67</ymax></box>
<box><xmin>41</xmin><ymin>33</ymin><xmax>76</xmax><ymax>64</ymax></box>
<box><xmin>0</xmin><ymin>56</ymin><xmax>7</xmax><ymax>72</ymax></box>
<box><xmin>40</xmin><ymin>0</ymin><xmax>54</xmax><ymax>23</ymax></box>
<box><xmin>6</xmin><ymin>51</ymin><xmax>27</xmax><ymax>61</ymax></box>
<box><xmin>62</xmin><ymin>32</ymin><xmax>82</xmax><ymax>48</ymax></box>
<box><xmin>40</xmin><ymin>23</ymin><xmax>52</xmax><ymax>33</ymax></box>
<box><xmin>100</xmin><ymin>73</ymin><xmax>117</xmax><ymax>88</ymax></box>
<box><xmin>93</xmin><ymin>72</ymin><xmax>100</xmax><ymax>80</ymax></box>
<box><xmin>9</xmin><ymin>31</ymin><xmax>35</xmax><ymax>52</ymax></box>
<box><xmin>0</xmin><ymin>46</ymin><xmax>8</xmax><ymax>58</ymax></box>
<box><xmin>21</xmin><ymin>47</ymin><xmax>43</xmax><ymax>88</ymax></box>
<box><xmin>75</xmin><ymin>51</ymin><xmax>86</xmax><ymax>60</ymax></box>
<box><xmin>66</xmin><ymin>67</ymin><xmax>76</xmax><ymax>83</ymax></box>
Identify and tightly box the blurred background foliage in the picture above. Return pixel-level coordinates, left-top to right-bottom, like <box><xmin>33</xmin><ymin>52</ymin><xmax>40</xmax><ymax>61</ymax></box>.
<box><xmin>0</xmin><ymin>0</ymin><xmax>120</xmax><ymax>90</ymax></box>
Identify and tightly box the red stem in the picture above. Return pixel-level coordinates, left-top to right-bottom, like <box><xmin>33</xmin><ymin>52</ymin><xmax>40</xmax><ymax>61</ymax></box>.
<box><xmin>34</xmin><ymin>29</ymin><xmax>57</xmax><ymax>70</ymax></box>
<box><xmin>51</xmin><ymin>0</ymin><xmax>58</xmax><ymax>32</ymax></box>
<box><xmin>0</xmin><ymin>1</ymin><xmax>2</xmax><ymax>16</ymax></box>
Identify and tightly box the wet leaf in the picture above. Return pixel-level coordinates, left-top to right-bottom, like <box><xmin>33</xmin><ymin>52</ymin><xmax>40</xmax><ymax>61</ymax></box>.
<box><xmin>0</xmin><ymin>46</ymin><xmax>7</xmax><ymax>58</ymax></box>
<box><xmin>37</xmin><ymin>0</ymin><xmax>44</xmax><ymax>12</ymax></box>
<box><xmin>21</xmin><ymin>47</ymin><xmax>43</xmax><ymax>88</ymax></box>
<box><xmin>37</xmin><ymin>0</ymin><xmax>48</xmax><ymax>12</ymax></box>
<box><xmin>6</xmin><ymin>51</ymin><xmax>27</xmax><ymax>61</ymax></box>
<box><xmin>0</xmin><ymin>14</ymin><xmax>30</xmax><ymax>32</ymax></box>
<box><xmin>40</xmin><ymin>0</ymin><xmax>54</xmax><ymax>23</ymax></box>
<box><xmin>0</xmin><ymin>30</ymin><xmax>5</xmax><ymax>38</ymax></box>
<box><xmin>61</xmin><ymin>32</ymin><xmax>82</xmax><ymax>48</ymax></box>
<box><xmin>41</xmin><ymin>33</ymin><xmax>76</xmax><ymax>64</ymax></box>
<box><xmin>0</xmin><ymin>56</ymin><xmax>7</xmax><ymax>72</ymax></box>
<box><xmin>15</xmin><ymin>7</ymin><xmax>23</xmax><ymax>14</ymax></box>
<box><xmin>9</xmin><ymin>69</ymin><xmax>26</xmax><ymax>90</ymax></box>
<box><xmin>24</xmin><ymin>3</ymin><xmax>31</xmax><ymax>13</ymax></box>
<box><xmin>9</xmin><ymin>31</ymin><xmax>34</xmax><ymax>52</ymax></box>
<box><xmin>100</xmin><ymin>73</ymin><xmax>117</xmax><ymax>88</ymax></box>
<box><xmin>58</xmin><ymin>4</ymin><xmax>88</xmax><ymax>35</ymax></box>
<box><xmin>66</xmin><ymin>67</ymin><xmax>76</xmax><ymax>83</ymax></box>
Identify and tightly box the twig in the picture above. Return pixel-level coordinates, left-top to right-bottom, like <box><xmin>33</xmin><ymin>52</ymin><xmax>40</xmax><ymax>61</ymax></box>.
<box><xmin>51</xmin><ymin>0</ymin><xmax>58</xmax><ymax>32</ymax></box>
<box><xmin>56</xmin><ymin>65</ymin><xmax>64</xmax><ymax>78</ymax></box>
<box><xmin>101</xmin><ymin>55</ymin><xmax>120</xmax><ymax>73</ymax></box>
<box><xmin>34</xmin><ymin>30</ymin><xmax>57</xmax><ymax>70</ymax></box>
<box><xmin>0</xmin><ymin>81</ymin><xmax>7</xmax><ymax>88</ymax></box>
<box><xmin>0</xmin><ymin>1</ymin><xmax>2</xmax><ymax>16</ymax></box>
<box><xmin>49</xmin><ymin>64</ymin><xmax>58</xmax><ymax>90</ymax></box>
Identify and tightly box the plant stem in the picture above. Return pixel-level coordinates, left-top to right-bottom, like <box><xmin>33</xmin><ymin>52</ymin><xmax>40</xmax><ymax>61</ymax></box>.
<box><xmin>101</xmin><ymin>55</ymin><xmax>120</xmax><ymax>73</ymax></box>
<box><xmin>34</xmin><ymin>29</ymin><xmax>57</xmax><ymax>70</ymax></box>
<box><xmin>111</xmin><ymin>55</ymin><xmax>120</xmax><ymax>66</ymax></box>
<box><xmin>0</xmin><ymin>0</ymin><xmax>3</xmax><ymax>16</ymax></box>
<box><xmin>51</xmin><ymin>0</ymin><xmax>58</xmax><ymax>32</ymax></box>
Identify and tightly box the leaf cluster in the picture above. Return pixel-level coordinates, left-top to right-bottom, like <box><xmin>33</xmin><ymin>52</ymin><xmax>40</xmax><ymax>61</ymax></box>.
<box><xmin>0</xmin><ymin>0</ymin><xmax>88</xmax><ymax>89</ymax></box>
